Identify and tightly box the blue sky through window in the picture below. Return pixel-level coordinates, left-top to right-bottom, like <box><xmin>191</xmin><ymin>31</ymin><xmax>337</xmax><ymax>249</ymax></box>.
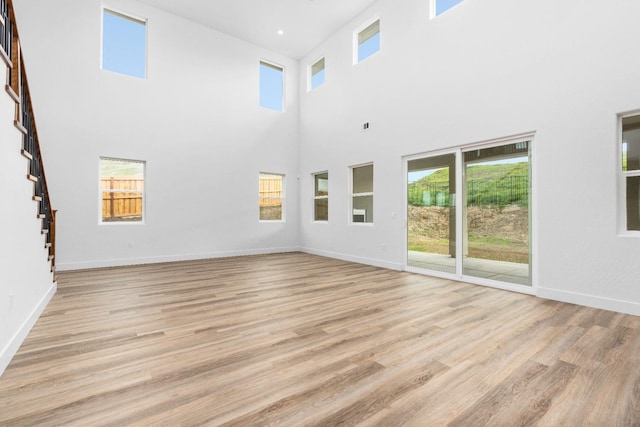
<box><xmin>312</xmin><ymin>69</ymin><xmax>325</xmax><ymax>89</ymax></box>
<box><xmin>358</xmin><ymin>33</ymin><xmax>380</xmax><ymax>63</ymax></box>
<box><xmin>436</xmin><ymin>0</ymin><xmax>464</xmax><ymax>16</ymax></box>
<box><xmin>102</xmin><ymin>10</ymin><xmax>146</xmax><ymax>79</ymax></box>
<box><xmin>260</xmin><ymin>62</ymin><xmax>284</xmax><ymax>112</ymax></box>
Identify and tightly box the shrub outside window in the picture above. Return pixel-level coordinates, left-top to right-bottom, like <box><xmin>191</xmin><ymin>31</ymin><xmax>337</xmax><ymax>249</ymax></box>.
<box><xmin>314</xmin><ymin>172</ymin><xmax>328</xmax><ymax>221</ymax></box>
<box><xmin>259</xmin><ymin>173</ymin><xmax>284</xmax><ymax>221</ymax></box>
<box><xmin>100</xmin><ymin>158</ymin><xmax>145</xmax><ymax>223</ymax></box>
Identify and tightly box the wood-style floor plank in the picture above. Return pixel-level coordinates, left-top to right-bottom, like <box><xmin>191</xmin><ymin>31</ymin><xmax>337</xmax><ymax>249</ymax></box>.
<box><xmin>1</xmin><ymin>252</ymin><xmax>639</xmax><ymax>426</ymax></box>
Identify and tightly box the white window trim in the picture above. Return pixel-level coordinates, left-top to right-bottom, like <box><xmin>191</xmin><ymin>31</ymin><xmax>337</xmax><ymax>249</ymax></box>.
<box><xmin>101</xmin><ymin>6</ymin><xmax>148</xmax><ymax>79</ymax></box>
<box><xmin>617</xmin><ymin>110</ymin><xmax>640</xmax><ymax>235</ymax></box>
<box><xmin>259</xmin><ymin>172</ymin><xmax>285</xmax><ymax>222</ymax></box>
<box><xmin>313</xmin><ymin>171</ymin><xmax>329</xmax><ymax>222</ymax></box>
<box><xmin>99</xmin><ymin>157</ymin><xmax>146</xmax><ymax>225</ymax></box>
<box><xmin>349</xmin><ymin>162</ymin><xmax>374</xmax><ymax>225</ymax></box>
<box><xmin>429</xmin><ymin>0</ymin><xmax>437</xmax><ymax>19</ymax></box>
<box><xmin>259</xmin><ymin>60</ymin><xmax>285</xmax><ymax>112</ymax></box>
<box><xmin>307</xmin><ymin>56</ymin><xmax>326</xmax><ymax>92</ymax></box>
<box><xmin>353</xmin><ymin>17</ymin><xmax>381</xmax><ymax>65</ymax></box>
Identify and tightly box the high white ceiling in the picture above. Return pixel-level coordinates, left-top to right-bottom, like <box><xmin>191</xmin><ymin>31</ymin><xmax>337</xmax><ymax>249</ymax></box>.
<box><xmin>136</xmin><ymin>0</ymin><xmax>378</xmax><ymax>59</ymax></box>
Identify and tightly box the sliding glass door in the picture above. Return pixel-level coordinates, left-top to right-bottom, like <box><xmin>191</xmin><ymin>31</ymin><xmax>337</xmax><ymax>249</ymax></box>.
<box><xmin>406</xmin><ymin>139</ymin><xmax>532</xmax><ymax>286</ymax></box>
<box><xmin>407</xmin><ymin>154</ymin><xmax>456</xmax><ymax>274</ymax></box>
<box><xmin>462</xmin><ymin>141</ymin><xmax>530</xmax><ymax>285</ymax></box>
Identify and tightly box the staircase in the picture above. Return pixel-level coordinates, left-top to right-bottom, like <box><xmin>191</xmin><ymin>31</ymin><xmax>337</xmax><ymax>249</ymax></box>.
<box><xmin>1</xmin><ymin>0</ymin><xmax>56</xmax><ymax>278</ymax></box>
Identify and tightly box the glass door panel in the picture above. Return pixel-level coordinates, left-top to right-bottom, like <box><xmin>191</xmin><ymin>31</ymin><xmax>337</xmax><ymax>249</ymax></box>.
<box><xmin>462</xmin><ymin>141</ymin><xmax>531</xmax><ymax>285</ymax></box>
<box><xmin>407</xmin><ymin>153</ymin><xmax>456</xmax><ymax>274</ymax></box>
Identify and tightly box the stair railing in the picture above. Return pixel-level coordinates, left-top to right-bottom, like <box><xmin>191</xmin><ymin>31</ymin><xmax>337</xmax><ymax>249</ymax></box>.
<box><xmin>1</xmin><ymin>0</ymin><xmax>56</xmax><ymax>275</ymax></box>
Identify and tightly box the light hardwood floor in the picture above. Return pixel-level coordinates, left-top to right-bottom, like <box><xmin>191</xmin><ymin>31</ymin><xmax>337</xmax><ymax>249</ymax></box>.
<box><xmin>1</xmin><ymin>252</ymin><xmax>639</xmax><ymax>426</ymax></box>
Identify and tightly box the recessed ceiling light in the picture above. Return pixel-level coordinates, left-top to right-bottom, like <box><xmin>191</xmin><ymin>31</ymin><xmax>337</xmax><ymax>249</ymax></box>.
<box><xmin>277</xmin><ymin>29</ymin><xmax>284</xmax><ymax>36</ymax></box>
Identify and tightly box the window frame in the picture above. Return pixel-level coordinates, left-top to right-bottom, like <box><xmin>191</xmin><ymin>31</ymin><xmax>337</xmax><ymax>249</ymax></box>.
<box><xmin>353</xmin><ymin>18</ymin><xmax>380</xmax><ymax>65</ymax></box>
<box><xmin>313</xmin><ymin>171</ymin><xmax>329</xmax><ymax>222</ymax></box>
<box><xmin>618</xmin><ymin>111</ymin><xmax>640</xmax><ymax>234</ymax></box>
<box><xmin>259</xmin><ymin>172</ymin><xmax>285</xmax><ymax>222</ymax></box>
<box><xmin>101</xmin><ymin>7</ymin><xmax>148</xmax><ymax>79</ymax></box>
<box><xmin>259</xmin><ymin>60</ymin><xmax>285</xmax><ymax>112</ymax></box>
<box><xmin>99</xmin><ymin>157</ymin><xmax>146</xmax><ymax>225</ymax></box>
<box><xmin>308</xmin><ymin>56</ymin><xmax>326</xmax><ymax>91</ymax></box>
<box><xmin>350</xmin><ymin>163</ymin><xmax>374</xmax><ymax>225</ymax></box>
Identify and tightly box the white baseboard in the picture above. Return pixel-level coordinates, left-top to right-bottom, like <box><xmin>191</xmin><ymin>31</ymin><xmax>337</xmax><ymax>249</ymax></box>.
<box><xmin>0</xmin><ymin>282</ymin><xmax>57</xmax><ymax>376</ymax></box>
<box><xmin>537</xmin><ymin>287</ymin><xmax>640</xmax><ymax>316</ymax></box>
<box><xmin>301</xmin><ymin>247</ymin><xmax>403</xmax><ymax>271</ymax></box>
<box><xmin>56</xmin><ymin>247</ymin><xmax>301</xmax><ymax>271</ymax></box>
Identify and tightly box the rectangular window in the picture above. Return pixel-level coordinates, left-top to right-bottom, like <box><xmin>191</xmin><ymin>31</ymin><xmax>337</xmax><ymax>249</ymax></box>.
<box><xmin>310</xmin><ymin>57</ymin><xmax>325</xmax><ymax>90</ymax></box>
<box><xmin>102</xmin><ymin>9</ymin><xmax>146</xmax><ymax>79</ymax></box>
<box><xmin>432</xmin><ymin>0</ymin><xmax>465</xmax><ymax>17</ymax></box>
<box><xmin>314</xmin><ymin>172</ymin><xmax>329</xmax><ymax>221</ymax></box>
<box><xmin>259</xmin><ymin>173</ymin><xmax>284</xmax><ymax>221</ymax></box>
<box><xmin>622</xmin><ymin>114</ymin><xmax>640</xmax><ymax>230</ymax></box>
<box><xmin>259</xmin><ymin>61</ymin><xmax>284</xmax><ymax>112</ymax></box>
<box><xmin>356</xmin><ymin>19</ymin><xmax>380</xmax><ymax>64</ymax></box>
<box><xmin>351</xmin><ymin>164</ymin><xmax>373</xmax><ymax>223</ymax></box>
<box><xmin>100</xmin><ymin>158</ymin><xmax>145</xmax><ymax>223</ymax></box>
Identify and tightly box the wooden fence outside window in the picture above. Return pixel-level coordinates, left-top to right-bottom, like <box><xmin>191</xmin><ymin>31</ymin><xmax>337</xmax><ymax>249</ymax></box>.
<box><xmin>259</xmin><ymin>176</ymin><xmax>283</xmax><ymax>207</ymax></box>
<box><xmin>101</xmin><ymin>177</ymin><xmax>143</xmax><ymax>221</ymax></box>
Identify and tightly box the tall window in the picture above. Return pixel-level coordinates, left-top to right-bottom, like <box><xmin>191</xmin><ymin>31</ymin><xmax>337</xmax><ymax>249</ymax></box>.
<box><xmin>102</xmin><ymin>9</ymin><xmax>146</xmax><ymax>79</ymax></box>
<box><xmin>310</xmin><ymin>57</ymin><xmax>325</xmax><ymax>90</ymax></box>
<box><xmin>259</xmin><ymin>173</ymin><xmax>284</xmax><ymax>221</ymax></box>
<box><xmin>355</xmin><ymin>19</ymin><xmax>380</xmax><ymax>64</ymax></box>
<box><xmin>351</xmin><ymin>164</ymin><xmax>373</xmax><ymax>223</ymax></box>
<box><xmin>259</xmin><ymin>61</ymin><xmax>284</xmax><ymax>112</ymax></box>
<box><xmin>621</xmin><ymin>114</ymin><xmax>640</xmax><ymax>230</ymax></box>
<box><xmin>432</xmin><ymin>0</ymin><xmax>464</xmax><ymax>17</ymax></box>
<box><xmin>314</xmin><ymin>172</ymin><xmax>329</xmax><ymax>221</ymax></box>
<box><xmin>406</xmin><ymin>138</ymin><xmax>532</xmax><ymax>286</ymax></box>
<box><xmin>100</xmin><ymin>158</ymin><xmax>145</xmax><ymax>223</ymax></box>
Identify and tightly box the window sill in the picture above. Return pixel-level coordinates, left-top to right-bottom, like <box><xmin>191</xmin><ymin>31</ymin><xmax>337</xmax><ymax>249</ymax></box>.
<box><xmin>99</xmin><ymin>221</ymin><xmax>146</xmax><ymax>226</ymax></box>
<box><xmin>617</xmin><ymin>229</ymin><xmax>640</xmax><ymax>237</ymax></box>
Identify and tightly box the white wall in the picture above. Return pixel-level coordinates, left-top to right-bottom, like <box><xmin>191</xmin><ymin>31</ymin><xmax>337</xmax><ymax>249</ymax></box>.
<box><xmin>298</xmin><ymin>0</ymin><xmax>640</xmax><ymax>314</ymax></box>
<box><xmin>10</xmin><ymin>0</ymin><xmax>640</xmax><ymax>316</ymax></box>
<box><xmin>0</xmin><ymin>64</ymin><xmax>56</xmax><ymax>374</ymax></box>
<box><xmin>13</xmin><ymin>0</ymin><xmax>300</xmax><ymax>270</ymax></box>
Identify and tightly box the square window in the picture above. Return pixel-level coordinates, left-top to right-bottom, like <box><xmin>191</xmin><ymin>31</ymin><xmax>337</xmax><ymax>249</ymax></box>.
<box><xmin>100</xmin><ymin>158</ymin><xmax>145</xmax><ymax>223</ymax></box>
<box><xmin>102</xmin><ymin>9</ymin><xmax>146</xmax><ymax>79</ymax></box>
<box><xmin>259</xmin><ymin>173</ymin><xmax>284</xmax><ymax>221</ymax></box>
<box><xmin>259</xmin><ymin>61</ymin><xmax>284</xmax><ymax>112</ymax></box>
<box><xmin>310</xmin><ymin>57</ymin><xmax>325</xmax><ymax>90</ymax></box>
<box><xmin>622</xmin><ymin>115</ymin><xmax>640</xmax><ymax>231</ymax></box>
<box><xmin>351</xmin><ymin>164</ymin><xmax>373</xmax><ymax>223</ymax></box>
<box><xmin>356</xmin><ymin>19</ymin><xmax>380</xmax><ymax>64</ymax></box>
<box><xmin>433</xmin><ymin>0</ymin><xmax>465</xmax><ymax>17</ymax></box>
<box><xmin>313</xmin><ymin>172</ymin><xmax>328</xmax><ymax>221</ymax></box>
